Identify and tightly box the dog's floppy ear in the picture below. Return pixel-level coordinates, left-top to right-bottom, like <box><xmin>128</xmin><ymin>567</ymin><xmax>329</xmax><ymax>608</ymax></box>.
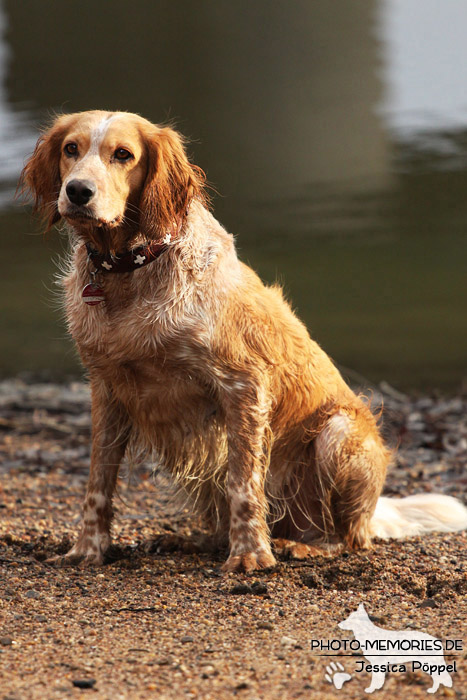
<box><xmin>139</xmin><ymin>125</ymin><xmax>207</xmax><ymax>241</ymax></box>
<box><xmin>19</xmin><ymin>114</ymin><xmax>76</xmax><ymax>229</ymax></box>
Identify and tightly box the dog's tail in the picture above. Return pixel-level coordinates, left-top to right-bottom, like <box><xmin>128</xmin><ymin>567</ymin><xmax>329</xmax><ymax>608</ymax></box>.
<box><xmin>370</xmin><ymin>494</ymin><xmax>467</xmax><ymax>539</ymax></box>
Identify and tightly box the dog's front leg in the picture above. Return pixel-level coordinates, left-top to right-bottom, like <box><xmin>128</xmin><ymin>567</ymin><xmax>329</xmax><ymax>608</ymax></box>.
<box><xmin>221</xmin><ymin>379</ymin><xmax>276</xmax><ymax>573</ymax></box>
<box><xmin>50</xmin><ymin>378</ymin><xmax>129</xmax><ymax>566</ymax></box>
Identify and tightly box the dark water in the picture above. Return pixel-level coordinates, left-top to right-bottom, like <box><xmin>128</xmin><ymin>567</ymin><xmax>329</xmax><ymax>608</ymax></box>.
<box><xmin>1</xmin><ymin>0</ymin><xmax>466</xmax><ymax>390</ymax></box>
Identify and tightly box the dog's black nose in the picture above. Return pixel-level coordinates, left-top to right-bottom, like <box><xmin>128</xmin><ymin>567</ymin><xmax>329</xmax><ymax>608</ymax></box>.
<box><xmin>66</xmin><ymin>179</ymin><xmax>96</xmax><ymax>206</ymax></box>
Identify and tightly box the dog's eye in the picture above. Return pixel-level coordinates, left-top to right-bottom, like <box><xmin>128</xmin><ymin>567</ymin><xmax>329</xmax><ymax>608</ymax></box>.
<box><xmin>114</xmin><ymin>148</ymin><xmax>133</xmax><ymax>161</ymax></box>
<box><xmin>64</xmin><ymin>142</ymin><xmax>78</xmax><ymax>156</ymax></box>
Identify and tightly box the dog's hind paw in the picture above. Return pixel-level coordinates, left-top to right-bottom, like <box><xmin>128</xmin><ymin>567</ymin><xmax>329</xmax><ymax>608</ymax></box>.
<box><xmin>221</xmin><ymin>550</ymin><xmax>277</xmax><ymax>573</ymax></box>
<box><xmin>272</xmin><ymin>538</ymin><xmax>328</xmax><ymax>559</ymax></box>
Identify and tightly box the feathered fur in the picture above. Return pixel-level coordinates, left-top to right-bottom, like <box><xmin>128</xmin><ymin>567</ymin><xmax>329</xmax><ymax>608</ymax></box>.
<box><xmin>20</xmin><ymin>110</ymin><xmax>467</xmax><ymax>572</ymax></box>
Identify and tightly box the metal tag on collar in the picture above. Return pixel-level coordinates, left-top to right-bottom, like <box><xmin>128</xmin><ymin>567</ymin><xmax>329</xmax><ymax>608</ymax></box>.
<box><xmin>82</xmin><ymin>267</ymin><xmax>105</xmax><ymax>305</ymax></box>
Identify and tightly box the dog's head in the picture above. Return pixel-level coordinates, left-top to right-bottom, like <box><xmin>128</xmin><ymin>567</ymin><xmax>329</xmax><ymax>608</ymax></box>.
<box><xmin>20</xmin><ymin>110</ymin><xmax>206</xmax><ymax>253</ymax></box>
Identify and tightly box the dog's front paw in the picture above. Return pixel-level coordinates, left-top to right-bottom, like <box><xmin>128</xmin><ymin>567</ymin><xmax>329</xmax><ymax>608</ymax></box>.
<box><xmin>221</xmin><ymin>550</ymin><xmax>277</xmax><ymax>573</ymax></box>
<box><xmin>46</xmin><ymin>539</ymin><xmax>107</xmax><ymax>567</ymax></box>
<box><xmin>47</xmin><ymin>551</ymin><xmax>104</xmax><ymax>567</ymax></box>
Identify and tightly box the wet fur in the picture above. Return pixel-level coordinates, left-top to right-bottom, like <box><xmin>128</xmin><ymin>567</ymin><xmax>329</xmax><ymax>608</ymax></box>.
<box><xmin>21</xmin><ymin>111</ymin><xmax>392</xmax><ymax>572</ymax></box>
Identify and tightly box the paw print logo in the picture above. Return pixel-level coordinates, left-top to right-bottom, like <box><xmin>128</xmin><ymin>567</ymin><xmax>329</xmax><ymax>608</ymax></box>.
<box><xmin>325</xmin><ymin>662</ymin><xmax>352</xmax><ymax>690</ymax></box>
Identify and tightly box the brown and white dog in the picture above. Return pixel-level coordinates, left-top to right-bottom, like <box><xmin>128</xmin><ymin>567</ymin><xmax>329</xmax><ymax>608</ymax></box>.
<box><xmin>21</xmin><ymin>110</ymin><xmax>467</xmax><ymax>572</ymax></box>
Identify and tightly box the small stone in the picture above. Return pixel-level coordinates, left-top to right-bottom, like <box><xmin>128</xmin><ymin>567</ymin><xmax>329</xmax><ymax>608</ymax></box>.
<box><xmin>201</xmin><ymin>664</ymin><xmax>215</xmax><ymax>674</ymax></box>
<box><xmin>257</xmin><ymin>621</ymin><xmax>273</xmax><ymax>630</ymax></box>
<box><xmin>36</xmin><ymin>615</ymin><xmax>47</xmax><ymax>622</ymax></box>
<box><xmin>302</xmin><ymin>572</ymin><xmax>325</xmax><ymax>589</ymax></box>
<box><xmin>419</xmin><ymin>599</ymin><xmax>438</xmax><ymax>609</ymax></box>
<box><xmin>181</xmin><ymin>635</ymin><xmax>194</xmax><ymax>643</ymax></box>
<box><xmin>25</xmin><ymin>589</ymin><xmax>40</xmax><ymax>599</ymax></box>
<box><xmin>72</xmin><ymin>679</ymin><xmax>96</xmax><ymax>689</ymax></box>
<box><xmin>280</xmin><ymin>635</ymin><xmax>297</xmax><ymax>647</ymax></box>
<box><xmin>230</xmin><ymin>584</ymin><xmax>252</xmax><ymax>595</ymax></box>
<box><xmin>0</xmin><ymin>637</ymin><xmax>13</xmax><ymax>646</ymax></box>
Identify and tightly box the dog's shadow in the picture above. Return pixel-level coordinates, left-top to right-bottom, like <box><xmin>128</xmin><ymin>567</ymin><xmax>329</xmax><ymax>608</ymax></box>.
<box><xmin>32</xmin><ymin>531</ymin><xmax>327</xmax><ymax>569</ymax></box>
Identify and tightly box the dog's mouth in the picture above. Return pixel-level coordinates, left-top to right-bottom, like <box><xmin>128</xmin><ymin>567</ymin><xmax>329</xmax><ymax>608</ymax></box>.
<box><xmin>60</xmin><ymin>202</ymin><xmax>131</xmax><ymax>254</ymax></box>
<box><xmin>63</xmin><ymin>208</ymin><xmax>95</xmax><ymax>222</ymax></box>
<box><xmin>63</xmin><ymin>206</ymin><xmax>123</xmax><ymax>228</ymax></box>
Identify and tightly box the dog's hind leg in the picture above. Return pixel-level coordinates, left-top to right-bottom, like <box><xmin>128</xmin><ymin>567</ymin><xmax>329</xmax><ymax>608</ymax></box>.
<box><xmin>314</xmin><ymin>407</ymin><xmax>390</xmax><ymax>550</ymax></box>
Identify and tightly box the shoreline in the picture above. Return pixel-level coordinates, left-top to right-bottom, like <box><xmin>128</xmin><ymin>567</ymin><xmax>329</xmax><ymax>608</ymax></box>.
<box><xmin>0</xmin><ymin>377</ymin><xmax>466</xmax><ymax>699</ymax></box>
<box><xmin>1</xmin><ymin>376</ymin><xmax>465</xmax><ymax>501</ymax></box>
